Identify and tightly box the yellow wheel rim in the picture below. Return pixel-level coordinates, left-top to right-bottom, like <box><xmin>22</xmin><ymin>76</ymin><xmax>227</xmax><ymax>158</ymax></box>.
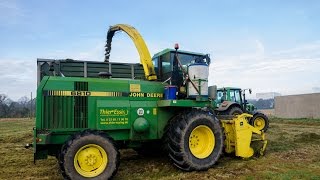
<box><xmin>74</xmin><ymin>144</ymin><xmax>108</xmax><ymax>177</ymax></box>
<box><xmin>254</xmin><ymin>117</ymin><xmax>266</xmax><ymax>131</ymax></box>
<box><xmin>189</xmin><ymin>125</ymin><xmax>215</xmax><ymax>159</ymax></box>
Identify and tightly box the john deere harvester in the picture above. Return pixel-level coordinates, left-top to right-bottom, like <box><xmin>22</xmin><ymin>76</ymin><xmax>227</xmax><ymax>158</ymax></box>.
<box><xmin>27</xmin><ymin>24</ymin><xmax>267</xmax><ymax>179</ymax></box>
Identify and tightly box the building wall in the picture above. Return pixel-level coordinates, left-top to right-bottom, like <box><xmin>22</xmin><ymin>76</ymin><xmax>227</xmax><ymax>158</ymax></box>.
<box><xmin>275</xmin><ymin>93</ymin><xmax>320</xmax><ymax>119</ymax></box>
<box><xmin>258</xmin><ymin>109</ymin><xmax>275</xmax><ymax>117</ymax></box>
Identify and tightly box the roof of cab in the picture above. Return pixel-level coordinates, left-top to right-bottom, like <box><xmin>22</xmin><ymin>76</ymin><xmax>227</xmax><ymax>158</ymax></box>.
<box><xmin>152</xmin><ymin>48</ymin><xmax>205</xmax><ymax>58</ymax></box>
<box><xmin>217</xmin><ymin>87</ymin><xmax>242</xmax><ymax>91</ymax></box>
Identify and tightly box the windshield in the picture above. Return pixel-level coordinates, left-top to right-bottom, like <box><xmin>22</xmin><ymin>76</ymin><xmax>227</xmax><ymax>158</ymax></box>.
<box><xmin>216</xmin><ymin>91</ymin><xmax>224</xmax><ymax>102</ymax></box>
<box><xmin>172</xmin><ymin>53</ymin><xmax>202</xmax><ymax>65</ymax></box>
<box><xmin>229</xmin><ymin>89</ymin><xmax>241</xmax><ymax>103</ymax></box>
<box><xmin>152</xmin><ymin>51</ymin><xmax>205</xmax><ymax>81</ymax></box>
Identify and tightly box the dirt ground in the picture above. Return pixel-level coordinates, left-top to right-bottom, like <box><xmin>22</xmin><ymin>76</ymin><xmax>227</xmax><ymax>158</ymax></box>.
<box><xmin>0</xmin><ymin>118</ymin><xmax>319</xmax><ymax>180</ymax></box>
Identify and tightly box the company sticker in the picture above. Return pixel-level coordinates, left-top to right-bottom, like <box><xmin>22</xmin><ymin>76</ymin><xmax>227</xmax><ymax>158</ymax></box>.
<box><xmin>137</xmin><ymin>108</ymin><xmax>144</xmax><ymax>116</ymax></box>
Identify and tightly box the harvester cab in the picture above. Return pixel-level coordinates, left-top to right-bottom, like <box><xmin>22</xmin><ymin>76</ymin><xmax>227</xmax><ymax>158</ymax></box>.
<box><xmin>152</xmin><ymin>46</ymin><xmax>211</xmax><ymax>100</ymax></box>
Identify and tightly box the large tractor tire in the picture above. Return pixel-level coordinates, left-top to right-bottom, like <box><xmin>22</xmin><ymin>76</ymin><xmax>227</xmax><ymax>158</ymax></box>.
<box><xmin>59</xmin><ymin>130</ymin><xmax>119</xmax><ymax>180</ymax></box>
<box><xmin>225</xmin><ymin>106</ymin><xmax>243</xmax><ymax>116</ymax></box>
<box><xmin>250</xmin><ymin>113</ymin><xmax>269</xmax><ymax>132</ymax></box>
<box><xmin>167</xmin><ymin>109</ymin><xmax>223</xmax><ymax>171</ymax></box>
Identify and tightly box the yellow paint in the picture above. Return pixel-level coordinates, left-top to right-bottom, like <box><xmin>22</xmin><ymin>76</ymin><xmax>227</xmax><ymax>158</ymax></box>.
<box><xmin>221</xmin><ymin>113</ymin><xmax>268</xmax><ymax>158</ymax></box>
<box><xmin>128</xmin><ymin>92</ymin><xmax>163</xmax><ymax>98</ymax></box>
<box><xmin>253</xmin><ymin>116</ymin><xmax>266</xmax><ymax>131</ymax></box>
<box><xmin>129</xmin><ymin>92</ymin><xmax>144</xmax><ymax>97</ymax></box>
<box><xmin>100</xmin><ymin>117</ymin><xmax>129</xmax><ymax>125</ymax></box>
<box><xmin>47</xmin><ymin>90</ymin><xmax>123</xmax><ymax>97</ymax></box>
<box><xmin>107</xmin><ymin>24</ymin><xmax>157</xmax><ymax>80</ymax></box>
<box><xmin>46</xmin><ymin>90</ymin><xmax>163</xmax><ymax>98</ymax></box>
<box><xmin>130</xmin><ymin>84</ymin><xmax>141</xmax><ymax>92</ymax></box>
<box><xmin>153</xmin><ymin>108</ymin><xmax>157</xmax><ymax>115</ymax></box>
<box><xmin>146</xmin><ymin>93</ymin><xmax>163</xmax><ymax>98</ymax></box>
<box><xmin>74</xmin><ymin>144</ymin><xmax>108</xmax><ymax>178</ymax></box>
<box><xmin>189</xmin><ymin>125</ymin><xmax>215</xmax><ymax>159</ymax></box>
<box><xmin>100</xmin><ymin>109</ymin><xmax>129</xmax><ymax>116</ymax></box>
<box><xmin>71</xmin><ymin>91</ymin><xmax>91</xmax><ymax>96</ymax></box>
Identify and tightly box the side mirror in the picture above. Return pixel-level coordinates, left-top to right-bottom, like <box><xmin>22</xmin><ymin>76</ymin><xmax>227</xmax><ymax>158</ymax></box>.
<box><xmin>249</xmin><ymin>89</ymin><xmax>252</xmax><ymax>94</ymax></box>
<box><xmin>208</xmin><ymin>85</ymin><xmax>217</xmax><ymax>100</ymax></box>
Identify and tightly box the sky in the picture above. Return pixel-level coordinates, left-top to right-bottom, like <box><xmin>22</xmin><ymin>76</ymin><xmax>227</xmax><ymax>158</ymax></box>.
<box><xmin>0</xmin><ymin>0</ymin><xmax>320</xmax><ymax>100</ymax></box>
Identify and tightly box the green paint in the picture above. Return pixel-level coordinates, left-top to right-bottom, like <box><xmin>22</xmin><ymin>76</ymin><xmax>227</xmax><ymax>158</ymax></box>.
<box><xmin>133</xmin><ymin>117</ymin><xmax>150</xmax><ymax>133</ymax></box>
<box><xmin>34</xmin><ymin>50</ymin><xmax>213</xmax><ymax>160</ymax></box>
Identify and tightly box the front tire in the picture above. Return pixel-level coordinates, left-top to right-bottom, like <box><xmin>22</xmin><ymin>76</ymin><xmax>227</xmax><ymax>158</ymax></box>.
<box><xmin>250</xmin><ymin>113</ymin><xmax>269</xmax><ymax>132</ymax></box>
<box><xmin>59</xmin><ymin>130</ymin><xmax>119</xmax><ymax>180</ymax></box>
<box><xmin>167</xmin><ymin>110</ymin><xmax>223</xmax><ymax>171</ymax></box>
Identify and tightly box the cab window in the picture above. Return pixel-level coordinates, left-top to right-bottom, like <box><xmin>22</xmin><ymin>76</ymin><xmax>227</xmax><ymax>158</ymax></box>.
<box><xmin>234</xmin><ymin>90</ymin><xmax>241</xmax><ymax>103</ymax></box>
<box><xmin>230</xmin><ymin>90</ymin><xmax>241</xmax><ymax>102</ymax></box>
<box><xmin>152</xmin><ymin>57</ymin><xmax>159</xmax><ymax>76</ymax></box>
<box><xmin>217</xmin><ymin>91</ymin><xmax>224</xmax><ymax>102</ymax></box>
<box><xmin>160</xmin><ymin>52</ymin><xmax>172</xmax><ymax>80</ymax></box>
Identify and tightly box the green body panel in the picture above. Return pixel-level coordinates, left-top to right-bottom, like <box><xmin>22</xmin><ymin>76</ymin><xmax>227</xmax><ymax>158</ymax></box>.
<box><xmin>97</xmin><ymin>100</ymin><xmax>131</xmax><ymax>129</ymax></box>
<box><xmin>34</xmin><ymin>49</ymin><xmax>213</xmax><ymax>160</ymax></box>
<box><xmin>129</xmin><ymin>101</ymin><xmax>158</xmax><ymax>140</ymax></box>
<box><xmin>246</xmin><ymin>103</ymin><xmax>255</xmax><ymax>113</ymax></box>
<box><xmin>158</xmin><ymin>100</ymin><xmax>210</xmax><ymax>107</ymax></box>
<box><xmin>34</xmin><ymin>75</ymin><xmax>210</xmax><ymax>159</ymax></box>
<box><xmin>133</xmin><ymin>117</ymin><xmax>150</xmax><ymax>133</ymax></box>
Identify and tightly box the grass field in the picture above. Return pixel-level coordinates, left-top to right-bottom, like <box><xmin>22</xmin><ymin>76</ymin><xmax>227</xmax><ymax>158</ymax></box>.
<box><xmin>1</xmin><ymin>118</ymin><xmax>320</xmax><ymax>180</ymax></box>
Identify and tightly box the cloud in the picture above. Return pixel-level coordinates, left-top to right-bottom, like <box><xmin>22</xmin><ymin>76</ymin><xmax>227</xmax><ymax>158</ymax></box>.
<box><xmin>39</xmin><ymin>39</ymin><xmax>105</xmax><ymax>61</ymax></box>
<box><xmin>209</xmin><ymin>39</ymin><xmax>320</xmax><ymax>98</ymax></box>
<box><xmin>312</xmin><ymin>87</ymin><xmax>320</xmax><ymax>93</ymax></box>
<box><xmin>0</xmin><ymin>58</ymin><xmax>36</xmax><ymax>100</ymax></box>
<box><xmin>271</xmin><ymin>40</ymin><xmax>320</xmax><ymax>58</ymax></box>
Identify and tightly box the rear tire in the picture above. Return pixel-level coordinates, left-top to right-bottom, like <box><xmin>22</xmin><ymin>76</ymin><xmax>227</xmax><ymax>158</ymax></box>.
<box><xmin>250</xmin><ymin>113</ymin><xmax>269</xmax><ymax>132</ymax></box>
<box><xmin>225</xmin><ymin>106</ymin><xmax>243</xmax><ymax>116</ymax></box>
<box><xmin>59</xmin><ymin>130</ymin><xmax>119</xmax><ymax>180</ymax></box>
<box><xmin>167</xmin><ymin>109</ymin><xmax>223</xmax><ymax>171</ymax></box>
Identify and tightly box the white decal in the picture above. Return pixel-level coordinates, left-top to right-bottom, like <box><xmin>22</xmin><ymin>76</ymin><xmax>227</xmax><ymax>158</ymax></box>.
<box><xmin>137</xmin><ymin>108</ymin><xmax>144</xmax><ymax>116</ymax></box>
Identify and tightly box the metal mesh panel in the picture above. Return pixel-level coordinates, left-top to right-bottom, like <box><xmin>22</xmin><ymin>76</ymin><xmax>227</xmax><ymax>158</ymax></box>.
<box><xmin>43</xmin><ymin>96</ymin><xmax>74</xmax><ymax>129</ymax></box>
<box><xmin>74</xmin><ymin>82</ymin><xmax>88</xmax><ymax>128</ymax></box>
<box><xmin>42</xmin><ymin>82</ymin><xmax>89</xmax><ymax>129</ymax></box>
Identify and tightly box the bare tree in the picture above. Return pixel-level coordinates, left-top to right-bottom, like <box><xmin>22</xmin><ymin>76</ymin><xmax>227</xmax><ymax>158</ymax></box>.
<box><xmin>0</xmin><ymin>94</ymin><xmax>36</xmax><ymax>118</ymax></box>
<box><xmin>0</xmin><ymin>94</ymin><xmax>12</xmax><ymax>118</ymax></box>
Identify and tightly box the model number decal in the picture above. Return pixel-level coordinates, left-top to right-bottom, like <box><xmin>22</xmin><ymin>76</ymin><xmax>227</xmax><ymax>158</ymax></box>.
<box><xmin>44</xmin><ymin>90</ymin><xmax>163</xmax><ymax>98</ymax></box>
